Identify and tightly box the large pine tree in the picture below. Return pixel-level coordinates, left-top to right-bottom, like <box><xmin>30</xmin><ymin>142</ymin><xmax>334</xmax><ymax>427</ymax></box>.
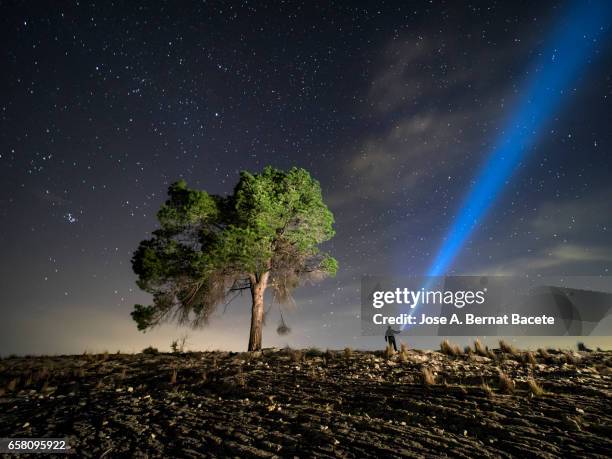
<box><xmin>131</xmin><ymin>166</ymin><xmax>337</xmax><ymax>351</ymax></box>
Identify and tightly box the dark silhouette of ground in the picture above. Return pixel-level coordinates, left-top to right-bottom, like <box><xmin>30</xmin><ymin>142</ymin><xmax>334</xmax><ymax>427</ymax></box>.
<box><xmin>0</xmin><ymin>347</ymin><xmax>610</xmax><ymax>457</ymax></box>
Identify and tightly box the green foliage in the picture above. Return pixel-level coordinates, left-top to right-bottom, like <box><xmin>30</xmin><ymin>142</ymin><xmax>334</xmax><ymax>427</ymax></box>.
<box><xmin>131</xmin><ymin>304</ymin><xmax>156</xmax><ymax>331</ymax></box>
<box><xmin>131</xmin><ymin>166</ymin><xmax>337</xmax><ymax>331</ymax></box>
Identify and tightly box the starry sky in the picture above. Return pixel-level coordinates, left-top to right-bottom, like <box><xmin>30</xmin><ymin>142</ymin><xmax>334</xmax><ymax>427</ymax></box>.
<box><xmin>1</xmin><ymin>0</ymin><xmax>611</xmax><ymax>355</ymax></box>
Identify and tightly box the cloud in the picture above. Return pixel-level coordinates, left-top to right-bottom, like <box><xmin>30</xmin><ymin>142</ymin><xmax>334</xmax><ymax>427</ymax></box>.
<box><xmin>327</xmin><ymin>102</ymin><xmax>503</xmax><ymax>211</ymax></box>
<box><xmin>470</xmin><ymin>190</ymin><xmax>612</xmax><ymax>276</ymax></box>
<box><xmin>523</xmin><ymin>244</ymin><xmax>612</xmax><ymax>270</ymax></box>
<box><xmin>531</xmin><ymin>192</ymin><xmax>612</xmax><ymax>236</ymax></box>
<box><xmin>368</xmin><ymin>40</ymin><xmax>433</xmax><ymax>114</ymax></box>
<box><xmin>330</xmin><ymin>33</ymin><xmax>532</xmax><ymax>208</ymax></box>
<box><xmin>469</xmin><ymin>243</ymin><xmax>612</xmax><ymax>276</ymax></box>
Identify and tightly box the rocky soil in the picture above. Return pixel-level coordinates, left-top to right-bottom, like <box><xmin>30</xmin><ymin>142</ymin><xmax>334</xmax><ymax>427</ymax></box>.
<box><xmin>0</xmin><ymin>346</ymin><xmax>611</xmax><ymax>458</ymax></box>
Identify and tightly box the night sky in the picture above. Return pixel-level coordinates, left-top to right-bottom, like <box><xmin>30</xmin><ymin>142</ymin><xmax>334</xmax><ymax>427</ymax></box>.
<box><xmin>1</xmin><ymin>1</ymin><xmax>611</xmax><ymax>355</ymax></box>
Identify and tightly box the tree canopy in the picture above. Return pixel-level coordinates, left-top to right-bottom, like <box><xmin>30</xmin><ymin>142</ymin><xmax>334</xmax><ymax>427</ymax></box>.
<box><xmin>131</xmin><ymin>166</ymin><xmax>337</xmax><ymax>349</ymax></box>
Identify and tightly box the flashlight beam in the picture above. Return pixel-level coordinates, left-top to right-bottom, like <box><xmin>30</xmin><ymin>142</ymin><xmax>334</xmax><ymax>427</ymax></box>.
<box><xmin>427</xmin><ymin>1</ymin><xmax>612</xmax><ymax>278</ymax></box>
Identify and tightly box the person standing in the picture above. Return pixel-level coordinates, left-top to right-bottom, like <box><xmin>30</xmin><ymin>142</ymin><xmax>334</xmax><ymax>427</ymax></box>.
<box><xmin>384</xmin><ymin>325</ymin><xmax>400</xmax><ymax>351</ymax></box>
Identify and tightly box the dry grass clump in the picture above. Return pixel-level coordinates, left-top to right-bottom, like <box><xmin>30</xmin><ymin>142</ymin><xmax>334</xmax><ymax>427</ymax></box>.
<box><xmin>399</xmin><ymin>342</ymin><xmax>410</xmax><ymax>362</ymax></box>
<box><xmin>235</xmin><ymin>366</ymin><xmax>246</xmax><ymax>388</ymax></box>
<box><xmin>289</xmin><ymin>349</ymin><xmax>303</xmax><ymax>363</ymax></box>
<box><xmin>480</xmin><ymin>382</ymin><xmax>493</xmax><ymax>397</ymax></box>
<box><xmin>527</xmin><ymin>378</ymin><xmax>544</xmax><ymax>396</ymax></box>
<box><xmin>170</xmin><ymin>368</ymin><xmax>177</xmax><ymax>384</ymax></box>
<box><xmin>499</xmin><ymin>340</ymin><xmax>519</xmax><ymax>356</ymax></box>
<box><xmin>538</xmin><ymin>348</ymin><xmax>551</xmax><ymax>360</ymax></box>
<box><xmin>281</xmin><ymin>346</ymin><xmax>304</xmax><ymax>363</ymax></box>
<box><xmin>7</xmin><ymin>378</ymin><xmax>18</xmax><ymax>392</ymax></box>
<box><xmin>563</xmin><ymin>351</ymin><xmax>581</xmax><ymax>365</ymax></box>
<box><xmin>595</xmin><ymin>365</ymin><xmax>611</xmax><ymax>376</ymax></box>
<box><xmin>523</xmin><ymin>351</ymin><xmax>537</xmax><ymax>366</ymax></box>
<box><xmin>498</xmin><ymin>370</ymin><xmax>515</xmax><ymax>394</ymax></box>
<box><xmin>38</xmin><ymin>366</ymin><xmax>50</xmax><ymax>380</ymax></box>
<box><xmin>473</xmin><ymin>339</ymin><xmax>488</xmax><ymax>357</ymax></box>
<box><xmin>440</xmin><ymin>339</ymin><xmax>463</xmax><ymax>357</ymax></box>
<box><xmin>421</xmin><ymin>367</ymin><xmax>436</xmax><ymax>386</ymax></box>
<box><xmin>383</xmin><ymin>345</ymin><xmax>395</xmax><ymax>359</ymax></box>
<box><xmin>74</xmin><ymin>368</ymin><xmax>86</xmax><ymax>378</ymax></box>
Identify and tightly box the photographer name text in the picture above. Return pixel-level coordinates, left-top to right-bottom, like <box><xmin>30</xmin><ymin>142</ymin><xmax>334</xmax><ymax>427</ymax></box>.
<box><xmin>372</xmin><ymin>313</ymin><xmax>555</xmax><ymax>326</ymax></box>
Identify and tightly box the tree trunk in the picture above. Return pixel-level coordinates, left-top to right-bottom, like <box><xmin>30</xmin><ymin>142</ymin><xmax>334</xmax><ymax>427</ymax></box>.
<box><xmin>248</xmin><ymin>272</ymin><xmax>269</xmax><ymax>351</ymax></box>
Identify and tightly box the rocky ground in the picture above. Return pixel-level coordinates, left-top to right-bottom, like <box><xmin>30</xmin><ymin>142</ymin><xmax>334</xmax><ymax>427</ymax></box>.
<box><xmin>0</xmin><ymin>345</ymin><xmax>611</xmax><ymax>458</ymax></box>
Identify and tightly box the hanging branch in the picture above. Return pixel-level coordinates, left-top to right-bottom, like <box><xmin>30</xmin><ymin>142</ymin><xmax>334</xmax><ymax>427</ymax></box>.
<box><xmin>276</xmin><ymin>304</ymin><xmax>291</xmax><ymax>335</ymax></box>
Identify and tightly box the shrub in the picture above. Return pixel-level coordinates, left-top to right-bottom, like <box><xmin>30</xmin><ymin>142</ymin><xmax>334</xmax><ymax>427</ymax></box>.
<box><xmin>577</xmin><ymin>342</ymin><xmax>592</xmax><ymax>352</ymax></box>
<box><xmin>305</xmin><ymin>347</ymin><xmax>323</xmax><ymax>358</ymax></box>
<box><xmin>343</xmin><ymin>347</ymin><xmax>353</xmax><ymax>359</ymax></box>
<box><xmin>142</xmin><ymin>346</ymin><xmax>159</xmax><ymax>355</ymax></box>
<box><xmin>170</xmin><ymin>335</ymin><xmax>188</xmax><ymax>353</ymax></box>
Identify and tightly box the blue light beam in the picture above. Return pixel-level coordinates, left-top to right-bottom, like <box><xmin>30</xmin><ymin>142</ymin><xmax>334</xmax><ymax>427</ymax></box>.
<box><xmin>427</xmin><ymin>1</ymin><xmax>612</xmax><ymax>278</ymax></box>
<box><xmin>399</xmin><ymin>2</ymin><xmax>611</xmax><ymax>332</ymax></box>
